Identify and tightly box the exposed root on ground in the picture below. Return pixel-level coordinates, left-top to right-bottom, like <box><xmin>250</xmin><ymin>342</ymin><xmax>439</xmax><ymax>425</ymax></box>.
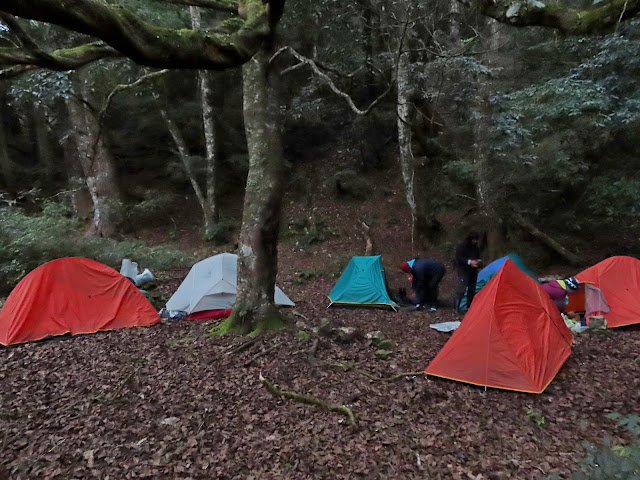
<box><xmin>328</xmin><ymin>361</ymin><xmax>425</xmax><ymax>382</ymax></box>
<box><xmin>244</xmin><ymin>341</ymin><xmax>283</xmax><ymax>367</ymax></box>
<box><xmin>259</xmin><ymin>373</ymin><xmax>358</xmax><ymax>428</ymax></box>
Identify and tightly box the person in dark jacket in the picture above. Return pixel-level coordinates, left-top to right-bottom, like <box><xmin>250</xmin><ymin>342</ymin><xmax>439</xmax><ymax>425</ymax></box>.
<box><xmin>401</xmin><ymin>258</ymin><xmax>446</xmax><ymax>311</ymax></box>
<box><xmin>454</xmin><ymin>232</ymin><xmax>484</xmax><ymax>312</ymax></box>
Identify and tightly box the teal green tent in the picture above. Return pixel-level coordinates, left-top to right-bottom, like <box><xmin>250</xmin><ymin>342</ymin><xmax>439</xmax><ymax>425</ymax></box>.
<box><xmin>459</xmin><ymin>253</ymin><xmax>538</xmax><ymax>311</ymax></box>
<box><xmin>328</xmin><ymin>256</ymin><xmax>397</xmax><ymax>310</ymax></box>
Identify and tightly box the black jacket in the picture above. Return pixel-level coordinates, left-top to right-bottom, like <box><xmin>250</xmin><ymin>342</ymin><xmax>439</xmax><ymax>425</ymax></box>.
<box><xmin>411</xmin><ymin>258</ymin><xmax>446</xmax><ymax>289</ymax></box>
<box><xmin>455</xmin><ymin>239</ymin><xmax>481</xmax><ymax>273</ymax></box>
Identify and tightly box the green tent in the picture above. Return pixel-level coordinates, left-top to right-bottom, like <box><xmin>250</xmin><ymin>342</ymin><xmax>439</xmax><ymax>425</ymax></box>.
<box><xmin>459</xmin><ymin>253</ymin><xmax>538</xmax><ymax>311</ymax></box>
<box><xmin>328</xmin><ymin>256</ymin><xmax>397</xmax><ymax>310</ymax></box>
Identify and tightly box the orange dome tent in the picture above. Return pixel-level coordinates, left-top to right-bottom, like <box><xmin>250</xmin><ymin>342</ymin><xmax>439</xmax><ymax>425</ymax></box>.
<box><xmin>0</xmin><ymin>257</ymin><xmax>160</xmax><ymax>346</ymax></box>
<box><xmin>576</xmin><ymin>256</ymin><xmax>640</xmax><ymax>328</ymax></box>
<box><xmin>426</xmin><ymin>259</ymin><xmax>573</xmax><ymax>393</ymax></box>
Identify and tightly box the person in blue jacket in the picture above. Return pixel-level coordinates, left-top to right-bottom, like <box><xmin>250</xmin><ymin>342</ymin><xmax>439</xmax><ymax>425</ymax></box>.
<box><xmin>401</xmin><ymin>258</ymin><xmax>446</xmax><ymax>311</ymax></box>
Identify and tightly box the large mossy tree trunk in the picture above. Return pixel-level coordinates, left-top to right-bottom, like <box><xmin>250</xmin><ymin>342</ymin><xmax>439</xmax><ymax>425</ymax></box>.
<box><xmin>221</xmin><ymin>44</ymin><xmax>289</xmax><ymax>336</ymax></box>
<box><xmin>65</xmin><ymin>87</ymin><xmax>123</xmax><ymax>237</ymax></box>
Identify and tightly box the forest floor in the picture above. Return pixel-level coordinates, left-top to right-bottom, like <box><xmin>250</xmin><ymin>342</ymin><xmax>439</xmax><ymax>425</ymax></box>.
<box><xmin>1</xmin><ymin>173</ymin><xmax>639</xmax><ymax>479</ymax></box>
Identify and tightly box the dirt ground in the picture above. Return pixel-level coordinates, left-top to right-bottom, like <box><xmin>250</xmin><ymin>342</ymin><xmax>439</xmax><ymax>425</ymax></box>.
<box><xmin>1</xmin><ymin>176</ymin><xmax>639</xmax><ymax>479</ymax></box>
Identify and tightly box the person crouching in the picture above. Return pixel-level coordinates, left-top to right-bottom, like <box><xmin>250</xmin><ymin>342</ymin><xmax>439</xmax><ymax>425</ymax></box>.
<box><xmin>400</xmin><ymin>259</ymin><xmax>446</xmax><ymax>311</ymax></box>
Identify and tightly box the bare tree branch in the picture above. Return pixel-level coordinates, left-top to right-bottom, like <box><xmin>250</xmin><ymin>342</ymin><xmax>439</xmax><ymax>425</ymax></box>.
<box><xmin>0</xmin><ymin>13</ymin><xmax>39</xmax><ymax>49</ymax></box>
<box><xmin>273</xmin><ymin>46</ymin><xmax>393</xmax><ymax>116</ymax></box>
<box><xmin>99</xmin><ymin>69</ymin><xmax>170</xmax><ymax>122</ymax></box>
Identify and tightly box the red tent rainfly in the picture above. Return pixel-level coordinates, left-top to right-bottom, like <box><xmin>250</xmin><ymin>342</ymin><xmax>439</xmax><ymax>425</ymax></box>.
<box><xmin>576</xmin><ymin>255</ymin><xmax>640</xmax><ymax>328</ymax></box>
<box><xmin>0</xmin><ymin>257</ymin><xmax>160</xmax><ymax>346</ymax></box>
<box><xmin>426</xmin><ymin>259</ymin><xmax>573</xmax><ymax>394</ymax></box>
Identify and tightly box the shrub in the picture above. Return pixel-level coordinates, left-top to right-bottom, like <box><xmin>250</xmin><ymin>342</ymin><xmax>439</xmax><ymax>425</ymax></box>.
<box><xmin>331</xmin><ymin>169</ymin><xmax>372</xmax><ymax>200</ymax></box>
<box><xmin>205</xmin><ymin>218</ymin><xmax>238</xmax><ymax>245</ymax></box>
<box><xmin>0</xmin><ymin>207</ymin><xmax>189</xmax><ymax>294</ymax></box>
<box><xmin>287</xmin><ymin>213</ymin><xmax>339</xmax><ymax>248</ymax></box>
<box><xmin>548</xmin><ymin>414</ymin><xmax>640</xmax><ymax>479</ymax></box>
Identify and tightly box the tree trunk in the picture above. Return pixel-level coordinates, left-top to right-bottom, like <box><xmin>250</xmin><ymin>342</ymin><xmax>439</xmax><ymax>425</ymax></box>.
<box><xmin>0</xmin><ymin>103</ymin><xmax>14</xmax><ymax>189</ymax></box>
<box><xmin>200</xmin><ymin>71</ymin><xmax>219</xmax><ymax>228</ymax></box>
<box><xmin>32</xmin><ymin>103</ymin><xmax>55</xmax><ymax>182</ymax></box>
<box><xmin>157</xmin><ymin>102</ymin><xmax>213</xmax><ymax>231</ymax></box>
<box><xmin>64</xmin><ymin>90</ymin><xmax>123</xmax><ymax>237</ymax></box>
<box><xmin>449</xmin><ymin>0</ymin><xmax>461</xmax><ymax>47</ymax></box>
<box><xmin>473</xmin><ymin>18</ymin><xmax>505</xmax><ymax>258</ymax></box>
<box><xmin>222</xmin><ymin>43</ymin><xmax>288</xmax><ymax>335</ymax></box>
<box><xmin>397</xmin><ymin>47</ymin><xmax>418</xmax><ymax>246</ymax></box>
<box><xmin>191</xmin><ymin>6</ymin><xmax>220</xmax><ymax>233</ymax></box>
<box><xmin>59</xmin><ymin>126</ymin><xmax>93</xmax><ymax>219</ymax></box>
<box><xmin>513</xmin><ymin>213</ymin><xmax>581</xmax><ymax>266</ymax></box>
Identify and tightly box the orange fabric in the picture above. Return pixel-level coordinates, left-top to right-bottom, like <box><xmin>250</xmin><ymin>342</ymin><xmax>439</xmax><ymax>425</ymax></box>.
<box><xmin>576</xmin><ymin>256</ymin><xmax>640</xmax><ymax>328</ymax></box>
<box><xmin>425</xmin><ymin>259</ymin><xmax>572</xmax><ymax>393</ymax></box>
<box><xmin>0</xmin><ymin>257</ymin><xmax>160</xmax><ymax>345</ymax></box>
<box><xmin>566</xmin><ymin>284</ymin><xmax>586</xmax><ymax>313</ymax></box>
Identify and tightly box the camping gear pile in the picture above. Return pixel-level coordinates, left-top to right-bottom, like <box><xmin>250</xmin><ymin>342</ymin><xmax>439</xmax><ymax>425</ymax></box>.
<box><xmin>328</xmin><ymin>254</ymin><xmax>640</xmax><ymax>394</ymax></box>
<box><xmin>424</xmin><ymin>255</ymin><xmax>640</xmax><ymax>393</ymax></box>
<box><xmin>0</xmin><ymin>253</ymin><xmax>638</xmax><ymax>396</ymax></box>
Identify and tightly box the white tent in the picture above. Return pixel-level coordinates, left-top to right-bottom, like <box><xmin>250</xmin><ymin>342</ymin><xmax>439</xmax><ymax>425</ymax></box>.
<box><xmin>166</xmin><ymin>253</ymin><xmax>294</xmax><ymax>313</ymax></box>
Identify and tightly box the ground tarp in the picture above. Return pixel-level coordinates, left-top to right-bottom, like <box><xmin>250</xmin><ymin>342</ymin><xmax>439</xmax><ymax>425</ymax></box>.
<box><xmin>576</xmin><ymin>255</ymin><xmax>640</xmax><ymax>328</ymax></box>
<box><xmin>328</xmin><ymin>255</ymin><xmax>397</xmax><ymax>309</ymax></box>
<box><xmin>165</xmin><ymin>253</ymin><xmax>294</xmax><ymax>319</ymax></box>
<box><xmin>0</xmin><ymin>257</ymin><xmax>160</xmax><ymax>346</ymax></box>
<box><xmin>426</xmin><ymin>259</ymin><xmax>572</xmax><ymax>393</ymax></box>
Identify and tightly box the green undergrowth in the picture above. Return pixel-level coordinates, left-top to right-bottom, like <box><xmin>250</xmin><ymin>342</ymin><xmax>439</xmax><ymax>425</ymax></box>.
<box><xmin>0</xmin><ymin>207</ymin><xmax>189</xmax><ymax>294</ymax></box>
<box><xmin>548</xmin><ymin>413</ymin><xmax>640</xmax><ymax>479</ymax></box>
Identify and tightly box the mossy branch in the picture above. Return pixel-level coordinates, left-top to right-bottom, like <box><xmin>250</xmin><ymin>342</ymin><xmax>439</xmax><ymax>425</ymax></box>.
<box><xmin>0</xmin><ymin>42</ymin><xmax>121</xmax><ymax>72</ymax></box>
<box><xmin>471</xmin><ymin>0</ymin><xmax>640</xmax><ymax>34</ymax></box>
<box><xmin>0</xmin><ymin>0</ymin><xmax>278</xmax><ymax>70</ymax></box>
<box><xmin>259</xmin><ymin>373</ymin><xmax>358</xmax><ymax>428</ymax></box>
<box><xmin>272</xmin><ymin>46</ymin><xmax>393</xmax><ymax>116</ymax></box>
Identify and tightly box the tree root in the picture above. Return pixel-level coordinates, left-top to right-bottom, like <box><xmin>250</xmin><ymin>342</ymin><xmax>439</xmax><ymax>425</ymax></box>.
<box><xmin>244</xmin><ymin>341</ymin><xmax>282</xmax><ymax>367</ymax></box>
<box><xmin>259</xmin><ymin>373</ymin><xmax>358</xmax><ymax>428</ymax></box>
<box><xmin>226</xmin><ymin>337</ymin><xmax>259</xmax><ymax>355</ymax></box>
<box><xmin>307</xmin><ymin>338</ymin><xmax>319</xmax><ymax>367</ymax></box>
<box><xmin>329</xmin><ymin>361</ymin><xmax>425</xmax><ymax>382</ymax></box>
